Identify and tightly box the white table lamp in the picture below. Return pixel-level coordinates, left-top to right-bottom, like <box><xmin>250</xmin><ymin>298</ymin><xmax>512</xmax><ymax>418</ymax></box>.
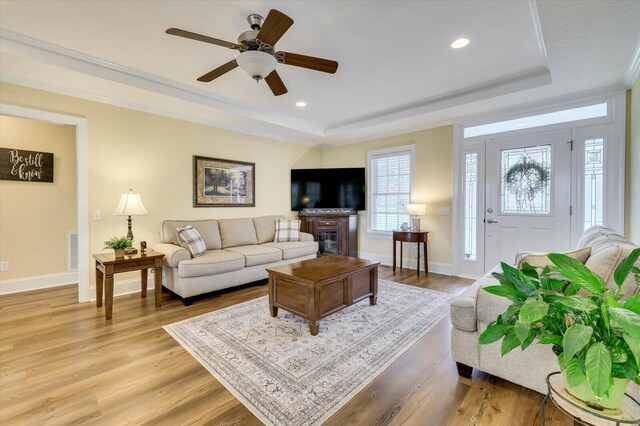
<box><xmin>406</xmin><ymin>203</ymin><xmax>426</xmax><ymax>231</ymax></box>
<box><xmin>114</xmin><ymin>189</ymin><xmax>148</xmax><ymax>240</ymax></box>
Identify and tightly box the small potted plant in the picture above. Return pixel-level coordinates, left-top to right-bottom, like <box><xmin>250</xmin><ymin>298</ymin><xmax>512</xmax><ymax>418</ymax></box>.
<box><xmin>104</xmin><ymin>236</ymin><xmax>133</xmax><ymax>258</ymax></box>
<box><xmin>478</xmin><ymin>248</ymin><xmax>640</xmax><ymax>413</ymax></box>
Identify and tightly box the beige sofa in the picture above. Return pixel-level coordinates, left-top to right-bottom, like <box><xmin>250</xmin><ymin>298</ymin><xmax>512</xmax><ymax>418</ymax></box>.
<box><xmin>450</xmin><ymin>225</ymin><xmax>639</xmax><ymax>395</ymax></box>
<box><xmin>153</xmin><ymin>215</ymin><xmax>318</xmax><ymax>304</ymax></box>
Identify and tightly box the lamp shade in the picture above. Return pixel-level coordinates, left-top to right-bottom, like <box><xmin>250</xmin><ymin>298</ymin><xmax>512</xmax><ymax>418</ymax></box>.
<box><xmin>114</xmin><ymin>190</ymin><xmax>148</xmax><ymax>216</ymax></box>
<box><xmin>406</xmin><ymin>203</ymin><xmax>426</xmax><ymax>216</ymax></box>
<box><xmin>236</xmin><ymin>50</ymin><xmax>277</xmax><ymax>81</ymax></box>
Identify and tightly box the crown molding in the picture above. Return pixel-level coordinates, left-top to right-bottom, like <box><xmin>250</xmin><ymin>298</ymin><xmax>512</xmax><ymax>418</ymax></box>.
<box><xmin>325</xmin><ymin>67</ymin><xmax>552</xmax><ymax>134</ymax></box>
<box><xmin>0</xmin><ymin>28</ymin><xmax>325</xmax><ymax>137</ymax></box>
<box><xmin>528</xmin><ymin>0</ymin><xmax>549</xmax><ymax>61</ymax></box>
<box><xmin>626</xmin><ymin>37</ymin><xmax>640</xmax><ymax>87</ymax></box>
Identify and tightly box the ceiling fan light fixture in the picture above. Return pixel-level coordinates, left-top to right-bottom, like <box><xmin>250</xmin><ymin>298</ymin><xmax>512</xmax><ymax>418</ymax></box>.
<box><xmin>236</xmin><ymin>50</ymin><xmax>277</xmax><ymax>82</ymax></box>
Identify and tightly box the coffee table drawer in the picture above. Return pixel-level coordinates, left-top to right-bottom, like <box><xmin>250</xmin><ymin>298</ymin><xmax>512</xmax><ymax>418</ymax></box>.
<box><xmin>351</xmin><ymin>268</ymin><xmax>375</xmax><ymax>302</ymax></box>
<box><xmin>272</xmin><ymin>277</ymin><xmax>309</xmax><ymax>318</ymax></box>
<box><xmin>319</xmin><ymin>278</ymin><xmax>348</xmax><ymax>316</ymax></box>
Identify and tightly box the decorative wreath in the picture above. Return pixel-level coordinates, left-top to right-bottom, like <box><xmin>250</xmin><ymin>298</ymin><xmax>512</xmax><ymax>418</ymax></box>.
<box><xmin>504</xmin><ymin>158</ymin><xmax>549</xmax><ymax>193</ymax></box>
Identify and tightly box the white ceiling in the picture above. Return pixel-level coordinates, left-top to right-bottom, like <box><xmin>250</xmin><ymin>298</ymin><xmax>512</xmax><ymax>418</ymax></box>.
<box><xmin>0</xmin><ymin>0</ymin><xmax>639</xmax><ymax>145</ymax></box>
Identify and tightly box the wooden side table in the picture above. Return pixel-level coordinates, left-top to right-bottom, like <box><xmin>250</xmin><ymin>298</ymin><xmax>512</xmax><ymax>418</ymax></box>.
<box><xmin>392</xmin><ymin>230</ymin><xmax>429</xmax><ymax>276</ymax></box>
<box><xmin>93</xmin><ymin>251</ymin><xmax>165</xmax><ymax>320</ymax></box>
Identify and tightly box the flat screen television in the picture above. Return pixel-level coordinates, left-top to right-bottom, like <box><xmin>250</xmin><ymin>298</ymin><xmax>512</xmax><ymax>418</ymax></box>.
<box><xmin>291</xmin><ymin>168</ymin><xmax>365</xmax><ymax>211</ymax></box>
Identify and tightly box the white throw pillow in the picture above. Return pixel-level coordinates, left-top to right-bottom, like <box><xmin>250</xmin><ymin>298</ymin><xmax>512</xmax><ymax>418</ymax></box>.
<box><xmin>176</xmin><ymin>225</ymin><xmax>206</xmax><ymax>258</ymax></box>
<box><xmin>274</xmin><ymin>219</ymin><xmax>301</xmax><ymax>243</ymax></box>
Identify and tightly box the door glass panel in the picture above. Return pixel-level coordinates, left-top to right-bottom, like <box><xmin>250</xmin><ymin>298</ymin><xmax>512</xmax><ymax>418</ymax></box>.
<box><xmin>500</xmin><ymin>145</ymin><xmax>551</xmax><ymax>214</ymax></box>
<box><xmin>464</xmin><ymin>152</ymin><xmax>478</xmax><ymax>260</ymax></box>
<box><xmin>584</xmin><ymin>138</ymin><xmax>604</xmax><ymax>230</ymax></box>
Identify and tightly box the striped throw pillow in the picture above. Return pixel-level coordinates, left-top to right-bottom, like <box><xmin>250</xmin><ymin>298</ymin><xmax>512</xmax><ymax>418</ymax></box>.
<box><xmin>274</xmin><ymin>219</ymin><xmax>301</xmax><ymax>242</ymax></box>
<box><xmin>176</xmin><ymin>225</ymin><xmax>206</xmax><ymax>258</ymax></box>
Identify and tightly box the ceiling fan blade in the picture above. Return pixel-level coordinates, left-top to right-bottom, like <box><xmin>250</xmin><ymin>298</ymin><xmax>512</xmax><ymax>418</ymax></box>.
<box><xmin>279</xmin><ymin>52</ymin><xmax>338</xmax><ymax>74</ymax></box>
<box><xmin>256</xmin><ymin>9</ymin><xmax>293</xmax><ymax>47</ymax></box>
<box><xmin>197</xmin><ymin>60</ymin><xmax>238</xmax><ymax>82</ymax></box>
<box><xmin>166</xmin><ymin>28</ymin><xmax>240</xmax><ymax>50</ymax></box>
<box><xmin>265</xmin><ymin>71</ymin><xmax>288</xmax><ymax>96</ymax></box>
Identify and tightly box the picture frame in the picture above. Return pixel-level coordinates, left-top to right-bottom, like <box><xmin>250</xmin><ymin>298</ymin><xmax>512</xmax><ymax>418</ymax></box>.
<box><xmin>193</xmin><ymin>155</ymin><xmax>255</xmax><ymax>207</ymax></box>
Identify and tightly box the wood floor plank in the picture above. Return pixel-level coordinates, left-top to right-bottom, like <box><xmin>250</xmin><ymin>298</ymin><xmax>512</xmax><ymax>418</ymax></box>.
<box><xmin>0</xmin><ymin>266</ymin><xmax>572</xmax><ymax>425</ymax></box>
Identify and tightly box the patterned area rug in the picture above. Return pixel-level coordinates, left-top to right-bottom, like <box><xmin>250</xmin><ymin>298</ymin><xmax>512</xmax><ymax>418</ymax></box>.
<box><xmin>164</xmin><ymin>280</ymin><xmax>453</xmax><ymax>426</ymax></box>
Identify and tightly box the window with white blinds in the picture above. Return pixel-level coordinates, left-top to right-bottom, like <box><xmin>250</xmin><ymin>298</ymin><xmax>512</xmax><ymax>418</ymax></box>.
<box><xmin>367</xmin><ymin>145</ymin><xmax>415</xmax><ymax>233</ymax></box>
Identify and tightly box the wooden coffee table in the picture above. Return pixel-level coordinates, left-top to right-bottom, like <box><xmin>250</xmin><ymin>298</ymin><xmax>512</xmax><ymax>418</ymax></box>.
<box><xmin>267</xmin><ymin>256</ymin><xmax>380</xmax><ymax>336</ymax></box>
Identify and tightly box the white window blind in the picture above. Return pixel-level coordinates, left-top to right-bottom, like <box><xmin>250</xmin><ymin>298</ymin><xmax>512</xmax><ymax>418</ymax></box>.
<box><xmin>368</xmin><ymin>146</ymin><xmax>414</xmax><ymax>233</ymax></box>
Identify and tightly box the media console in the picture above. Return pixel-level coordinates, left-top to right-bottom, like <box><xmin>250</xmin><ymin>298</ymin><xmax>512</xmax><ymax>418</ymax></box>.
<box><xmin>298</xmin><ymin>211</ymin><xmax>358</xmax><ymax>258</ymax></box>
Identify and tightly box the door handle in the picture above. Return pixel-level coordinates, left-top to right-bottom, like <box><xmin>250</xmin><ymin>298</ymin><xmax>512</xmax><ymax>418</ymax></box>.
<box><xmin>486</xmin><ymin>219</ymin><xmax>498</xmax><ymax>224</ymax></box>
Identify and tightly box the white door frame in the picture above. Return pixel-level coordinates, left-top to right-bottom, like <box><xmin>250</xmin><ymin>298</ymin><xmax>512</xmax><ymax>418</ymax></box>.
<box><xmin>1</xmin><ymin>103</ymin><xmax>90</xmax><ymax>302</ymax></box>
<box><xmin>452</xmin><ymin>91</ymin><xmax>626</xmax><ymax>279</ymax></box>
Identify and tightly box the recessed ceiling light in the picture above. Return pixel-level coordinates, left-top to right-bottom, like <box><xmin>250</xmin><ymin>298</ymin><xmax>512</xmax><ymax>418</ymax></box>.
<box><xmin>451</xmin><ymin>38</ymin><xmax>470</xmax><ymax>49</ymax></box>
<box><xmin>295</xmin><ymin>101</ymin><xmax>307</xmax><ymax>107</ymax></box>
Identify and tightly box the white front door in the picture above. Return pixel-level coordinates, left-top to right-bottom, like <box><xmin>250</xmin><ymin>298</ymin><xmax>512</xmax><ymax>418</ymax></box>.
<box><xmin>484</xmin><ymin>130</ymin><xmax>572</xmax><ymax>271</ymax></box>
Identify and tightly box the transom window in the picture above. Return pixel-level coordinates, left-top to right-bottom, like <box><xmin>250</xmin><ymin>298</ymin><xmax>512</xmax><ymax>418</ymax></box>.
<box><xmin>367</xmin><ymin>145</ymin><xmax>415</xmax><ymax>233</ymax></box>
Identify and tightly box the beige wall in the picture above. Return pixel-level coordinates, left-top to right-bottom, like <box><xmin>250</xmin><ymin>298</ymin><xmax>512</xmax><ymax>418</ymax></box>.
<box><xmin>628</xmin><ymin>76</ymin><xmax>640</xmax><ymax>244</ymax></box>
<box><xmin>0</xmin><ymin>83</ymin><xmax>323</xmax><ymax>285</ymax></box>
<box><xmin>321</xmin><ymin>126</ymin><xmax>454</xmax><ymax>266</ymax></box>
<box><xmin>0</xmin><ymin>115</ymin><xmax>77</xmax><ymax>279</ymax></box>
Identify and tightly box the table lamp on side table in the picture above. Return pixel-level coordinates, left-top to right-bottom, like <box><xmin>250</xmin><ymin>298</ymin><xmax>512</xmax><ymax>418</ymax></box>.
<box><xmin>114</xmin><ymin>189</ymin><xmax>148</xmax><ymax>241</ymax></box>
<box><xmin>406</xmin><ymin>203</ymin><xmax>425</xmax><ymax>231</ymax></box>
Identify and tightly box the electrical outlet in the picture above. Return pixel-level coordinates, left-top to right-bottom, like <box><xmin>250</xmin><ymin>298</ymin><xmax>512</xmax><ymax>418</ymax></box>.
<box><xmin>0</xmin><ymin>261</ymin><xmax>9</xmax><ymax>271</ymax></box>
<box><xmin>92</xmin><ymin>210</ymin><xmax>101</xmax><ymax>221</ymax></box>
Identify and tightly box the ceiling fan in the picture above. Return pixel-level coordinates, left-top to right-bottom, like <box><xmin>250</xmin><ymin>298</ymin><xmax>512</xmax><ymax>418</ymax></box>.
<box><xmin>166</xmin><ymin>9</ymin><xmax>339</xmax><ymax>96</ymax></box>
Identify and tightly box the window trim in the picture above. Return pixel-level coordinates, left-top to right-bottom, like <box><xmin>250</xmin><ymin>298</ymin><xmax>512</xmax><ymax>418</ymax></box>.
<box><xmin>367</xmin><ymin>144</ymin><xmax>416</xmax><ymax>238</ymax></box>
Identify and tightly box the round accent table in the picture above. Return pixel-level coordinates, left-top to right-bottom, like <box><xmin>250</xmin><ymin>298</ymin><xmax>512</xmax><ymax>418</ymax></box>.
<box><xmin>541</xmin><ymin>372</ymin><xmax>640</xmax><ymax>425</ymax></box>
<box><xmin>392</xmin><ymin>230</ymin><xmax>429</xmax><ymax>276</ymax></box>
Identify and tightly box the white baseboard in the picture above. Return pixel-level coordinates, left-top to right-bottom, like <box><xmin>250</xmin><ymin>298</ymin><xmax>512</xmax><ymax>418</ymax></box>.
<box><xmin>1</xmin><ymin>271</ymin><xmax>154</xmax><ymax>301</ymax></box>
<box><xmin>358</xmin><ymin>251</ymin><xmax>453</xmax><ymax>276</ymax></box>
<box><xmin>0</xmin><ymin>271</ymin><xmax>78</xmax><ymax>295</ymax></box>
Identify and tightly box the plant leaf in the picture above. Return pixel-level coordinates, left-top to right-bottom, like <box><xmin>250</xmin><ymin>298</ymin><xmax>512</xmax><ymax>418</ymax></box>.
<box><xmin>514</xmin><ymin>322</ymin><xmax>531</xmax><ymax>344</ymax></box>
<box><xmin>613</xmin><ymin>247</ymin><xmax>640</xmax><ymax>287</ymax></box>
<box><xmin>519</xmin><ymin>300</ymin><xmax>549</xmax><ymax>323</ymax></box>
<box><xmin>500</xmin><ymin>331</ymin><xmax>521</xmax><ymax>356</ymax></box>
<box><xmin>623</xmin><ymin>294</ymin><xmax>640</xmax><ymax>314</ymax></box>
<box><xmin>609</xmin><ymin>308</ymin><xmax>640</xmax><ymax>342</ymax></box>
<box><xmin>482</xmin><ymin>285</ymin><xmax>521</xmax><ymax>301</ymax></box>
<box><xmin>559</xmin><ymin>269</ymin><xmax>605</xmax><ymax>294</ymax></box>
<box><xmin>585</xmin><ymin>342</ymin><xmax>612</xmax><ymax>398</ymax></box>
<box><xmin>540</xmin><ymin>334</ymin><xmax>563</xmax><ymax>345</ymax></box>
<box><xmin>623</xmin><ymin>333</ymin><xmax>640</xmax><ymax>369</ymax></box>
<box><xmin>557</xmin><ymin>352</ymin><xmax>567</xmax><ymax>370</ymax></box>
<box><xmin>478</xmin><ymin>323</ymin><xmax>510</xmax><ymax>345</ymax></box>
<box><xmin>548</xmin><ymin>252</ymin><xmax>586</xmax><ymax>270</ymax></box>
<box><xmin>607</xmin><ymin>294</ymin><xmax>622</xmax><ymax>309</ymax></box>
<box><xmin>505</xmin><ymin>301</ymin><xmax>524</xmax><ymax>319</ymax></box>
<box><xmin>565</xmin><ymin>358</ymin><xmax>586</xmax><ymax>387</ymax></box>
<box><xmin>520</xmin><ymin>329</ymin><xmax>536</xmax><ymax>350</ymax></box>
<box><xmin>554</xmin><ymin>295</ymin><xmax>598</xmax><ymax>311</ymax></box>
<box><xmin>562</xmin><ymin>324</ymin><xmax>593</xmax><ymax>361</ymax></box>
<box><xmin>491</xmin><ymin>272</ymin><xmax>517</xmax><ymax>289</ymax></box>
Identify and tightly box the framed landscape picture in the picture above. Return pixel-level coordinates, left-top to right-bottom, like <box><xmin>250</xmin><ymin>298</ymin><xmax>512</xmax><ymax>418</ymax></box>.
<box><xmin>193</xmin><ymin>155</ymin><xmax>255</xmax><ymax>207</ymax></box>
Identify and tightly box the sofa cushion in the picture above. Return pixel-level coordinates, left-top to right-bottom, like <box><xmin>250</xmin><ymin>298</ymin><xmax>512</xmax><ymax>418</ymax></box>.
<box><xmin>253</xmin><ymin>215</ymin><xmax>286</xmax><ymax>244</ymax></box>
<box><xmin>225</xmin><ymin>245</ymin><xmax>283</xmax><ymax>267</ymax></box>
<box><xmin>218</xmin><ymin>218</ymin><xmax>258</xmax><ymax>248</ymax></box>
<box><xmin>274</xmin><ymin>219</ymin><xmax>301</xmax><ymax>242</ymax></box>
<box><xmin>262</xmin><ymin>241</ymin><xmax>318</xmax><ymax>260</ymax></box>
<box><xmin>515</xmin><ymin>247</ymin><xmax>591</xmax><ymax>269</ymax></box>
<box><xmin>161</xmin><ymin>219</ymin><xmax>222</xmax><ymax>250</ymax></box>
<box><xmin>178</xmin><ymin>250</ymin><xmax>245</xmax><ymax>278</ymax></box>
<box><xmin>176</xmin><ymin>225</ymin><xmax>206</xmax><ymax>258</ymax></box>
<box><xmin>450</xmin><ymin>281</ymin><xmax>482</xmax><ymax>331</ymax></box>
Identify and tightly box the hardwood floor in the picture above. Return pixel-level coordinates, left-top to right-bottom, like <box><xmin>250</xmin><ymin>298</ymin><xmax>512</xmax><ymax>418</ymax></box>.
<box><xmin>0</xmin><ymin>266</ymin><xmax>573</xmax><ymax>425</ymax></box>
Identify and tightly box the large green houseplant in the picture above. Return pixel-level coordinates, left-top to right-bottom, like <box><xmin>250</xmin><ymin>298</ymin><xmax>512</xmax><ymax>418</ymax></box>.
<box><xmin>478</xmin><ymin>248</ymin><xmax>640</xmax><ymax>412</ymax></box>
